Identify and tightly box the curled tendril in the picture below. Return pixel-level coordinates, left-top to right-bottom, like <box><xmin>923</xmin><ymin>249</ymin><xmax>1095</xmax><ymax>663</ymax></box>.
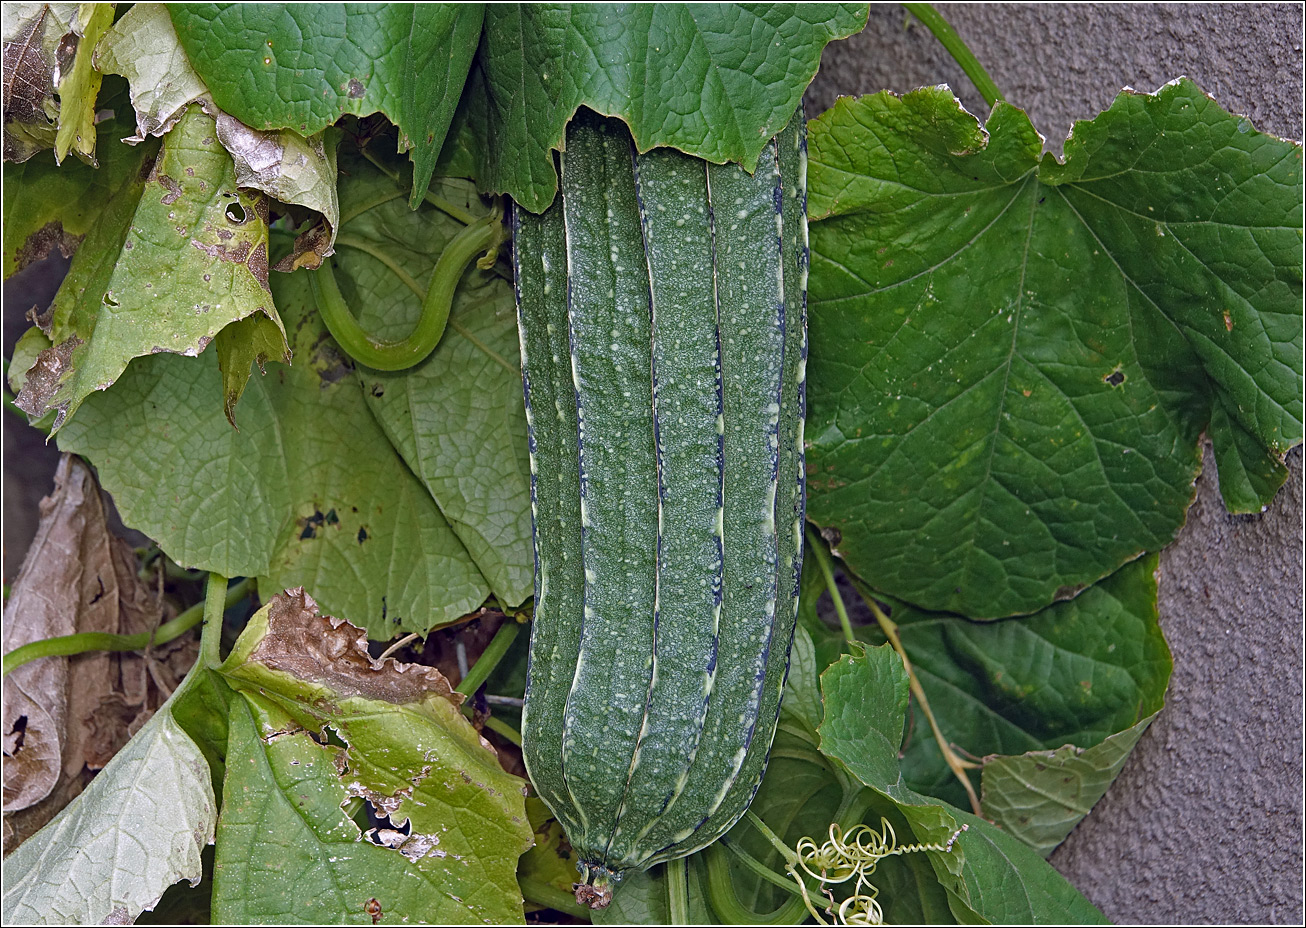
<box><xmin>787</xmin><ymin>819</ymin><xmax>968</xmax><ymax>926</ymax></box>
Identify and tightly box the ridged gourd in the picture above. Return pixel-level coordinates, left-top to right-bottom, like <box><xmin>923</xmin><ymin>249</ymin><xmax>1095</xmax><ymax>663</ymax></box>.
<box><xmin>513</xmin><ymin>107</ymin><xmax>808</xmax><ymax>908</ymax></box>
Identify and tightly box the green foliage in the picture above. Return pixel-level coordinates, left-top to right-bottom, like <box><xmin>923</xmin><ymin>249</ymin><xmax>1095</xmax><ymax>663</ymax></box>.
<box><xmin>805</xmin><ymin>80</ymin><xmax>1303</xmax><ymax>618</ymax></box>
<box><xmin>1</xmin><ymin>5</ymin><xmax>1300</xmax><ymax>925</ymax></box>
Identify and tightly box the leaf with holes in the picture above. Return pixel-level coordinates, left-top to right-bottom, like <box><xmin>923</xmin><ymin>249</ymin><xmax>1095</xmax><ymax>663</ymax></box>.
<box><xmin>211</xmin><ymin>590</ymin><xmax>532</xmax><ymax>924</ymax></box>
<box><xmin>805</xmin><ymin>79</ymin><xmax>1303</xmax><ymax>618</ymax></box>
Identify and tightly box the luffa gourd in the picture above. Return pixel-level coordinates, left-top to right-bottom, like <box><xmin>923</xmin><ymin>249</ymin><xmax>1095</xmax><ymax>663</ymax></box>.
<box><xmin>513</xmin><ymin>107</ymin><xmax>807</xmax><ymax>908</ymax></box>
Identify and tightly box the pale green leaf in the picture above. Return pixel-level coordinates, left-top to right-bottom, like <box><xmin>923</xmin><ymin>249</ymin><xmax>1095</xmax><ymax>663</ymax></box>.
<box><xmin>57</xmin><ymin>250</ymin><xmax>490</xmax><ymax>635</ymax></box>
<box><xmin>330</xmin><ymin>149</ymin><xmax>533</xmax><ymax>608</ymax></box>
<box><xmin>0</xmin><ymin>692</ymin><xmax>216</xmax><ymax>925</ymax></box>
<box><xmin>212</xmin><ymin>590</ymin><xmax>532</xmax><ymax>924</ymax></box>
<box><xmin>94</xmin><ymin>3</ymin><xmax>208</xmax><ymax>142</ymax></box>
<box><xmin>51</xmin><ymin>2</ymin><xmax>112</xmax><ymax>165</ymax></box>
<box><xmin>15</xmin><ymin>104</ymin><xmax>282</xmax><ymax>432</ymax></box>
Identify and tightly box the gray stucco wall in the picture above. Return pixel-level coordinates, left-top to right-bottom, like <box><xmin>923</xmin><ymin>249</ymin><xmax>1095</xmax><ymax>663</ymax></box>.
<box><xmin>807</xmin><ymin>4</ymin><xmax>1304</xmax><ymax>923</ymax></box>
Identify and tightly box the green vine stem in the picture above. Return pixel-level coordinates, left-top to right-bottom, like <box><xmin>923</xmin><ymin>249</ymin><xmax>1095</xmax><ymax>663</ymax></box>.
<box><xmin>199</xmin><ymin>572</ymin><xmax>230</xmax><ymax>668</ymax></box>
<box><xmin>902</xmin><ymin>3</ymin><xmax>1006</xmax><ymax>108</ymax></box>
<box><xmin>862</xmin><ymin>595</ymin><xmax>983</xmax><ymax>816</ymax></box>
<box><xmin>2</xmin><ymin>576</ymin><xmax>252</xmax><ymax>677</ymax></box>
<box><xmin>308</xmin><ymin>214</ymin><xmax>500</xmax><ymax>371</ymax></box>
<box><xmin>454</xmin><ymin>618</ymin><xmax>521</xmax><ymax>696</ymax></box>
<box><xmin>667</xmin><ymin>856</ymin><xmax>692</xmax><ymax>925</ymax></box>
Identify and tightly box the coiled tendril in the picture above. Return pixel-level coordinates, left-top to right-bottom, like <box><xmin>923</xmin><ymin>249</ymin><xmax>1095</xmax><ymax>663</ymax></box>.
<box><xmin>788</xmin><ymin>819</ymin><xmax>968</xmax><ymax>926</ymax></box>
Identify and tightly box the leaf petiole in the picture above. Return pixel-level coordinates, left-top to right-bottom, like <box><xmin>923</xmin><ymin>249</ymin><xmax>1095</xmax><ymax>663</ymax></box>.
<box><xmin>806</xmin><ymin>527</ymin><xmax>858</xmax><ymax>646</ymax></box>
<box><xmin>455</xmin><ymin>617</ymin><xmax>521</xmax><ymax>696</ymax></box>
<box><xmin>902</xmin><ymin>3</ymin><xmax>1006</xmax><ymax>108</ymax></box>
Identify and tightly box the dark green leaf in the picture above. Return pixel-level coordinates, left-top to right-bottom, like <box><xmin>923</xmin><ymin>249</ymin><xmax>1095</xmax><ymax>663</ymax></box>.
<box><xmin>57</xmin><ymin>242</ymin><xmax>490</xmax><ymax>635</ymax></box>
<box><xmin>168</xmin><ymin>2</ymin><xmax>484</xmax><ymax>206</ymax></box>
<box><xmin>806</xmin><ymin>80</ymin><xmax>1303</xmax><ymax>617</ymax></box>
<box><xmin>467</xmin><ymin>3</ymin><xmax>868</xmax><ymax>211</ymax></box>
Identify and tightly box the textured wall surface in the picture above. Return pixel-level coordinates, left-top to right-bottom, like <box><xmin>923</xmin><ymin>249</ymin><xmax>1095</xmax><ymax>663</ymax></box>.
<box><xmin>807</xmin><ymin>4</ymin><xmax>1304</xmax><ymax>923</ymax></box>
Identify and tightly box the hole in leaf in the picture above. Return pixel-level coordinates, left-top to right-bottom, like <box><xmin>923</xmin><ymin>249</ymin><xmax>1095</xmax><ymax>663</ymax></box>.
<box><xmin>225</xmin><ymin>201</ymin><xmax>248</xmax><ymax>223</ymax></box>
<box><xmin>1104</xmin><ymin>368</ymin><xmax>1125</xmax><ymax>387</ymax></box>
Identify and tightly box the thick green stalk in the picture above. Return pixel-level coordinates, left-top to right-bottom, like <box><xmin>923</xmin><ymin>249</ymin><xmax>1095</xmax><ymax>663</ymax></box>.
<box><xmin>704</xmin><ymin>843</ymin><xmax>809</xmax><ymax>924</ymax></box>
<box><xmin>199</xmin><ymin>572</ymin><xmax>230</xmax><ymax>669</ymax></box>
<box><xmin>667</xmin><ymin>857</ymin><xmax>691</xmax><ymax>925</ymax></box>
<box><xmin>903</xmin><ymin>3</ymin><xmax>1006</xmax><ymax>108</ymax></box>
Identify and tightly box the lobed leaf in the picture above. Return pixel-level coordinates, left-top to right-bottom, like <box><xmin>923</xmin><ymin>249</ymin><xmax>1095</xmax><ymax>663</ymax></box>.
<box><xmin>464</xmin><ymin>3</ymin><xmax>869</xmax><ymax>211</ymax></box>
<box><xmin>805</xmin><ymin>80</ymin><xmax>1304</xmax><ymax>618</ymax></box>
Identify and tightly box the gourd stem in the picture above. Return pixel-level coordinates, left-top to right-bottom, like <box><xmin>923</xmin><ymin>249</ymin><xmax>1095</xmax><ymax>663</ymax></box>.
<box><xmin>309</xmin><ymin>216</ymin><xmax>499</xmax><ymax>371</ymax></box>
<box><xmin>902</xmin><ymin>3</ymin><xmax>1006</xmax><ymax>108</ymax></box>
<box><xmin>455</xmin><ymin>618</ymin><xmax>520</xmax><ymax>696</ymax></box>
<box><xmin>745</xmin><ymin>810</ymin><xmax>801</xmax><ymax>866</ymax></box>
<box><xmin>862</xmin><ymin>595</ymin><xmax>984</xmax><ymax>815</ymax></box>
<box><xmin>667</xmin><ymin>856</ymin><xmax>691</xmax><ymax>925</ymax></box>
<box><xmin>3</xmin><ymin>577</ymin><xmax>252</xmax><ymax>677</ymax></box>
<box><xmin>806</xmin><ymin>527</ymin><xmax>857</xmax><ymax>645</ymax></box>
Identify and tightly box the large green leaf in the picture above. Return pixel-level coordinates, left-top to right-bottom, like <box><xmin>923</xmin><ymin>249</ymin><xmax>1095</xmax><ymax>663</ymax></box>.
<box><xmin>818</xmin><ymin>644</ymin><xmax>1106</xmax><ymax>924</ymax></box>
<box><xmin>13</xmin><ymin>104</ymin><xmax>286</xmax><ymax>432</ymax></box>
<box><xmin>56</xmin><ymin>247</ymin><xmax>491</xmax><ymax>635</ymax></box>
<box><xmin>326</xmin><ymin>148</ymin><xmax>534</xmax><ymax>608</ymax></box>
<box><xmin>806</xmin><ymin>79</ymin><xmax>1303</xmax><ymax>618</ymax></box>
<box><xmin>1</xmin><ymin>686</ymin><xmax>216</xmax><ymax>925</ymax></box>
<box><xmin>212</xmin><ymin>590</ymin><xmax>533</xmax><ymax>924</ymax></box>
<box><xmin>464</xmin><ymin>3</ymin><xmax>868</xmax><ymax>212</ymax></box>
<box><xmin>167</xmin><ymin>2</ymin><xmax>484</xmax><ymax>207</ymax></box>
